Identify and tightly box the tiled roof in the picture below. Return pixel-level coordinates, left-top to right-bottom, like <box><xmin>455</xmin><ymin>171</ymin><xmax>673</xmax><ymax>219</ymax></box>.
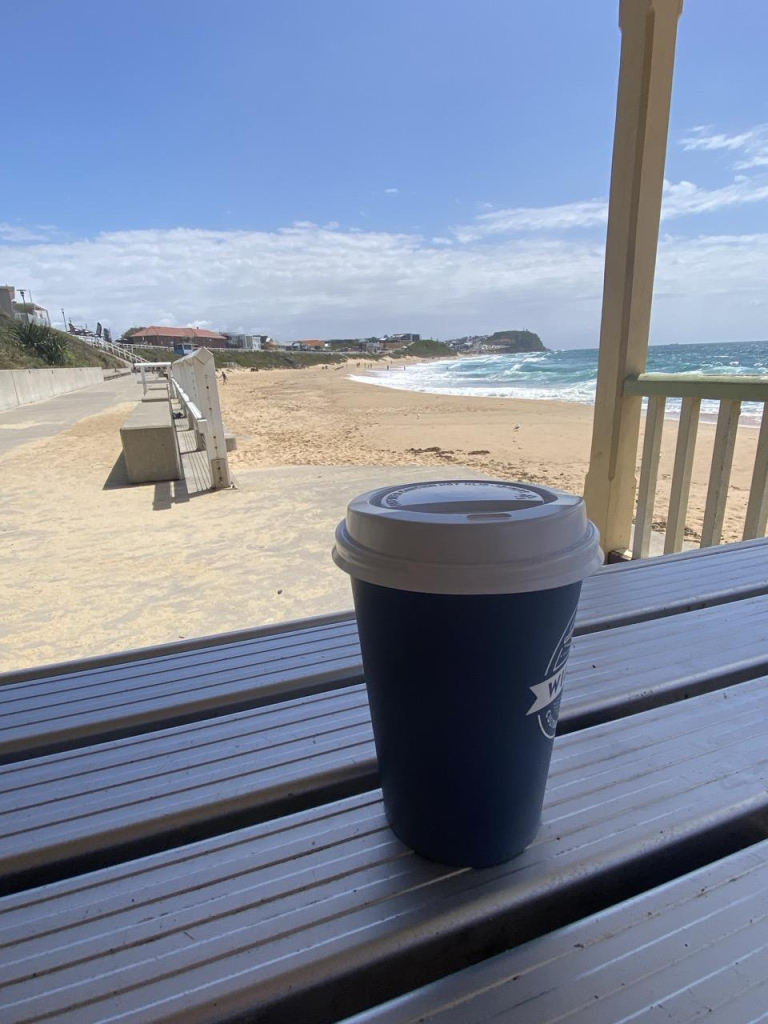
<box><xmin>132</xmin><ymin>326</ymin><xmax>226</xmax><ymax>340</ymax></box>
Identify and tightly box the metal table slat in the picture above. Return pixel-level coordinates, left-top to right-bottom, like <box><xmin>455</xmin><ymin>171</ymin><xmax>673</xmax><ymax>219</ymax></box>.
<box><xmin>0</xmin><ymin>608</ymin><xmax>359</xmax><ymax>684</ymax></box>
<box><xmin>575</xmin><ymin>535</ymin><xmax>768</xmax><ymax>633</ymax></box>
<box><xmin>2</xmin><ymin>678</ymin><xmax>768</xmax><ymax>1023</ymax></box>
<box><xmin>342</xmin><ymin>839</ymin><xmax>768</xmax><ymax>1024</ymax></box>
<box><xmin>2</xmin><ymin>539</ymin><xmax>766</xmax><ymax>690</ymax></box>
<box><xmin>0</xmin><ymin>620</ymin><xmax>363</xmax><ymax>762</ymax></box>
<box><xmin>4</xmin><ymin>566</ymin><xmax>768</xmax><ymax>765</ymax></box>
<box><xmin>4</xmin><ymin>594</ymin><xmax>768</xmax><ymax>891</ymax></box>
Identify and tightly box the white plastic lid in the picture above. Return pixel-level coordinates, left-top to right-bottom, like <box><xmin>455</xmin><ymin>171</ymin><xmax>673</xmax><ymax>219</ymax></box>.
<box><xmin>333</xmin><ymin>480</ymin><xmax>602</xmax><ymax>595</ymax></box>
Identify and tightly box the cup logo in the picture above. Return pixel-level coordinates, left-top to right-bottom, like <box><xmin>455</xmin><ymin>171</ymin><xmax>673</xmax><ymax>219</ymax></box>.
<box><xmin>526</xmin><ymin>608</ymin><xmax>577</xmax><ymax>739</ymax></box>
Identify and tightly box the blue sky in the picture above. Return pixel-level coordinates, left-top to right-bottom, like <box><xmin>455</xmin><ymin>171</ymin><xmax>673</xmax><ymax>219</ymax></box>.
<box><xmin>2</xmin><ymin>0</ymin><xmax>767</xmax><ymax>345</ymax></box>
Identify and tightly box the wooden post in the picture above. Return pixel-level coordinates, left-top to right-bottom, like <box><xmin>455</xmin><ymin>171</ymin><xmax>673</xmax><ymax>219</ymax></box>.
<box><xmin>664</xmin><ymin>396</ymin><xmax>700</xmax><ymax>553</ymax></box>
<box><xmin>632</xmin><ymin>394</ymin><xmax>666</xmax><ymax>559</ymax></box>
<box><xmin>700</xmin><ymin>400</ymin><xmax>741</xmax><ymax>547</ymax></box>
<box><xmin>743</xmin><ymin>405</ymin><xmax>768</xmax><ymax>540</ymax></box>
<box><xmin>583</xmin><ymin>0</ymin><xmax>684</xmax><ymax>555</ymax></box>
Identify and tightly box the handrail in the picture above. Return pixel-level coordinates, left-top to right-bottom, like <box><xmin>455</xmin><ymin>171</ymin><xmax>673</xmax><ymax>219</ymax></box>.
<box><xmin>623</xmin><ymin>372</ymin><xmax>768</xmax><ymax>558</ymax></box>
<box><xmin>624</xmin><ymin>373</ymin><xmax>768</xmax><ymax>402</ymax></box>
<box><xmin>171</xmin><ymin>379</ymin><xmax>204</xmax><ymax>422</ymax></box>
<box><xmin>76</xmin><ymin>333</ymin><xmax>150</xmax><ymax>365</ymax></box>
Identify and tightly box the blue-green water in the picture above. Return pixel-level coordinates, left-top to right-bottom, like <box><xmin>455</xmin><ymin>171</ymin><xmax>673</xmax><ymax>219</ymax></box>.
<box><xmin>349</xmin><ymin>341</ymin><xmax>768</xmax><ymax>422</ymax></box>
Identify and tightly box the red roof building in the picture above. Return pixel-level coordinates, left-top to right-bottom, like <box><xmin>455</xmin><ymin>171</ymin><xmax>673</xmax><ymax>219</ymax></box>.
<box><xmin>129</xmin><ymin>326</ymin><xmax>228</xmax><ymax>348</ymax></box>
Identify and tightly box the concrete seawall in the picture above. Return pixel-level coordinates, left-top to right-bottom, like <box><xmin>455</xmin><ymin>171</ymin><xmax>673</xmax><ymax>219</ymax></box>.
<box><xmin>0</xmin><ymin>367</ymin><xmax>104</xmax><ymax>412</ymax></box>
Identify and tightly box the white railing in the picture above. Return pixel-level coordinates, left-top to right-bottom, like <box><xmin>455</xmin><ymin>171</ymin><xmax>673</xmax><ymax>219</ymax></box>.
<box><xmin>624</xmin><ymin>373</ymin><xmax>768</xmax><ymax>558</ymax></box>
<box><xmin>75</xmin><ymin>333</ymin><xmax>150</xmax><ymax>365</ymax></box>
<box><xmin>138</xmin><ymin>362</ymin><xmax>174</xmax><ymax>400</ymax></box>
<box><xmin>171</xmin><ymin>348</ymin><xmax>231</xmax><ymax>490</ymax></box>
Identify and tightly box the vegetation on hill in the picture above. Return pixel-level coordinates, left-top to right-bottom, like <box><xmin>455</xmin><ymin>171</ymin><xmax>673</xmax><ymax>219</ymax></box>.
<box><xmin>64</xmin><ymin>336</ymin><xmax>127</xmax><ymax>370</ymax></box>
<box><xmin>11</xmin><ymin>321</ymin><xmax>69</xmax><ymax>365</ymax></box>
<box><xmin>208</xmin><ymin>349</ymin><xmax>351</xmax><ymax>370</ymax></box>
<box><xmin>129</xmin><ymin>346</ymin><xmax>351</xmax><ymax>370</ymax></box>
<box><xmin>0</xmin><ymin>315</ymin><xmax>125</xmax><ymax>371</ymax></box>
<box><xmin>487</xmin><ymin>330</ymin><xmax>545</xmax><ymax>352</ymax></box>
<box><xmin>395</xmin><ymin>339</ymin><xmax>454</xmax><ymax>358</ymax></box>
<box><xmin>126</xmin><ymin>339</ymin><xmax>454</xmax><ymax>371</ymax></box>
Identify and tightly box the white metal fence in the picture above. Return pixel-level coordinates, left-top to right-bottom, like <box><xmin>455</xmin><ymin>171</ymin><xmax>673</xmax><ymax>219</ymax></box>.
<box><xmin>171</xmin><ymin>348</ymin><xmax>231</xmax><ymax>489</ymax></box>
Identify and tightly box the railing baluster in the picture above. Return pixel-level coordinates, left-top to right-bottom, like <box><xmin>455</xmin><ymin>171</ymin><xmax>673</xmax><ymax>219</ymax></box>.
<box><xmin>743</xmin><ymin>402</ymin><xmax>768</xmax><ymax>540</ymax></box>
<box><xmin>664</xmin><ymin>397</ymin><xmax>701</xmax><ymax>554</ymax></box>
<box><xmin>632</xmin><ymin>395</ymin><xmax>666</xmax><ymax>559</ymax></box>
<box><xmin>700</xmin><ymin>399</ymin><xmax>741</xmax><ymax>547</ymax></box>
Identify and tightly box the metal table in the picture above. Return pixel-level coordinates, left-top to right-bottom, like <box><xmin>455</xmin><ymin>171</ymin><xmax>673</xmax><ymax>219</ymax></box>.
<box><xmin>2</xmin><ymin>539</ymin><xmax>768</xmax><ymax>1023</ymax></box>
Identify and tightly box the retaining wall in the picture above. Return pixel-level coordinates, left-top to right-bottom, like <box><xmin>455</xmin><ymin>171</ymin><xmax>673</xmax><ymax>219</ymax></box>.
<box><xmin>0</xmin><ymin>367</ymin><xmax>104</xmax><ymax>412</ymax></box>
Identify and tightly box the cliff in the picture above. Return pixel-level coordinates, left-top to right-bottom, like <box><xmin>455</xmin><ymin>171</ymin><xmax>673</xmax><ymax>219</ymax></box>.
<box><xmin>487</xmin><ymin>330</ymin><xmax>545</xmax><ymax>352</ymax></box>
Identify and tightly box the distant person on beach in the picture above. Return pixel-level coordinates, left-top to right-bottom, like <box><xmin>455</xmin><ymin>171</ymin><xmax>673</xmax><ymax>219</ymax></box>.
<box><xmin>221</xmin><ymin>371</ymin><xmax>228</xmax><ymax>384</ymax></box>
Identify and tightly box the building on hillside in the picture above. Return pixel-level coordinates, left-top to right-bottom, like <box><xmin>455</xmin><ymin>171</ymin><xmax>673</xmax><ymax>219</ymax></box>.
<box><xmin>223</xmin><ymin>334</ymin><xmax>273</xmax><ymax>351</ymax></box>
<box><xmin>128</xmin><ymin>326</ymin><xmax>228</xmax><ymax>348</ymax></box>
<box><xmin>0</xmin><ymin>285</ymin><xmax>51</xmax><ymax>326</ymax></box>
<box><xmin>387</xmin><ymin>333</ymin><xmax>420</xmax><ymax>343</ymax></box>
<box><xmin>0</xmin><ymin>286</ymin><xmax>13</xmax><ymax>319</ymax></box>
<box><xmin>270</xmin><ymin>339</ymin><xmax>326</xmax><ymax>351</ymax></box>
<box><xmin>327</xmin><ymin>338</ymin><xmax>365</xmax><ymax>351</ymax></box>
<box><xmin>267</xmin><ymin>338</ymin><xmax>315</xmax><ymax>350</ymax></box>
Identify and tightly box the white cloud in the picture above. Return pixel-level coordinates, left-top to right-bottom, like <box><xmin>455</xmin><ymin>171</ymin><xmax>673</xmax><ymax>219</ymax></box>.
<box><xmin>662</xmin><ymin>177</ymin><xmax>768</xmax><ymax>216</ymax></box>
<box><xmin>0</xmin><ymin>223</ymin><xmax>51</xmax><ymax>242</ymax></box>
<box><xmin>2</xmin><ymin>222</ymin><xmax>766</xmax><ymax>348</ymax></box>
<box><xmin>456</xmin><ymin>199</ymin><xmax>608</xmax><ymax>239</ymax></box>
<box><xmin>680</xmin><ymin>124</ymin><xmax>768</xmax><ymax>170</ymax></box>
<box><xmin>384</xmin><ymin>188</ymin><xmax>399</xmax><ymax>195</ymax></box>
<box><xmin>680</xmin><ymin>126</ymin><xmax>761</xmax><ymax>152</ymax></box>
<box><xmin>455</xmin><ymin>176</ymin><xmax>768</xmax><ymax>240</ymax></box>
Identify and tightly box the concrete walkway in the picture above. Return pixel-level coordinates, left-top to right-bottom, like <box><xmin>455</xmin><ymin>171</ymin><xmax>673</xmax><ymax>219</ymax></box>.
<box><xmin>0</xmin><ymin>374</ymin><xmax>140</xmax><ymax>456</ymax></box>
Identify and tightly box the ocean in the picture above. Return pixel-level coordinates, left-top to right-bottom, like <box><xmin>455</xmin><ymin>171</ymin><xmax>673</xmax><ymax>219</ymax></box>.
<box><xmin>348</xmin><ymin>341</ymin><xmax>768</xmax><ymax>425</ymax></box>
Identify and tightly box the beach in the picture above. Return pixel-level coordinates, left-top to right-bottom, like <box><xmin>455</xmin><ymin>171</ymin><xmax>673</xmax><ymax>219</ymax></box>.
<box><xmin>221</xmin><ymin>361</ymin><xmax>761</xmax><ymax>546</ymax></box>
<box><xmin>0</xmin><ymin>360</ymin><xmax>761</xmax><ymax>672</ymax></box>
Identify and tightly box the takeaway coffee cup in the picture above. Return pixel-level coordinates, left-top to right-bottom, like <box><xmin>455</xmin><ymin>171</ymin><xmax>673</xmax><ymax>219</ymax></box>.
<box><xmin>332</xmin><ymin>480</ymin><xmax>602</xmax><ymax>868</ymax></box>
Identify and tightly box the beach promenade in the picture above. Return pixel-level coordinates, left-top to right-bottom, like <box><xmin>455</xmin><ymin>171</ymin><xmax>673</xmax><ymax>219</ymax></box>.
<box><xmin>0</xmin><ymin>374</ymin><xmax>140</xmax><ymax>456</ymax></box>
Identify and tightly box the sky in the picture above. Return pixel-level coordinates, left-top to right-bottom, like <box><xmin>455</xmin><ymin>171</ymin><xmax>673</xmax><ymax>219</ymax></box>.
<box><xmin>1</xmin><ymin>0</ymin><xmax>767</xmax><ymax>347</ymax></box>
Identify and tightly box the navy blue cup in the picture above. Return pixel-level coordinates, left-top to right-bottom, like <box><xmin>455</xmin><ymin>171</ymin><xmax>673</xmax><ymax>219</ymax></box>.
<box><xmin>333</xmin><ymin>481</ymin><xmax>601</xmax><ymax>868</ymax></box>
<box><xmin>352</xmin><ymin>578</ymin><xmax>581</xmax><ymax>867</ymax></box>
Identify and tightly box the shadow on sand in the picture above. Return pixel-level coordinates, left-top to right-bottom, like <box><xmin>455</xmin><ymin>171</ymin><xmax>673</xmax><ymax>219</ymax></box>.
<box><xmin>152</xmin><ymin>478</ymin><xmax>191</xmax><ymax>511</ymax></box>
<box><xmin>103</xmin><ymin>453</ymin><xmax>130</xmax><ymax>490</ymax></box>
<box><xmin>103</xmin><ymin>453</ymin><xmax>194</xmax><ymax>510</ymax></box>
